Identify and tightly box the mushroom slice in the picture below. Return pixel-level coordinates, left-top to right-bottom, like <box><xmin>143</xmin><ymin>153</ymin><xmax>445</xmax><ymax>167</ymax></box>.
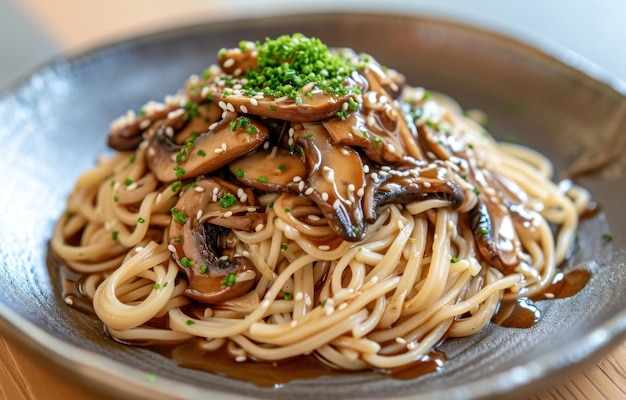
<box><xmin>294</xmin><ymin>122</ymin><xmax>367</xmax><ymax>241</ymax></box>
<box><xmin>362</xmin><ymin>161</ymin><xmax>465</xmax><ymax>223</ymax></box>
<box><xmin>146</xmin><ymin>112</ymin><xmax>269</xmax><ymax>183</ymax></box>
<box><xmin>228</xmin><ymin>146</ymin><xmax>307</xmax><ymax>193</ymax></box>
<box><xmin>108</xmin><ymin>104</ymin><xmax>179</xmax><ymax>151</ymax></box>
<box><xmin>169</xmin><ymin>178</ymin><xmax>264</xmax><ymax>304</ymax></box>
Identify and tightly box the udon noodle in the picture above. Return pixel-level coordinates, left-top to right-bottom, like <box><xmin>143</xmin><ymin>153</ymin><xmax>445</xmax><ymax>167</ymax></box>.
<box><xmin>51</xmin><ymin>34</ymin><xmax>588</xmax><ymax>373</ymax></box>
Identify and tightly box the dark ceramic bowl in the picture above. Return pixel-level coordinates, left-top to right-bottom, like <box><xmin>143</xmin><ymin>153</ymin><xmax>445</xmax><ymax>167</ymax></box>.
<box><xmin>0</xmin><ymin>12</ymin><xmax>625</xmax><ymax>400</ymax></box>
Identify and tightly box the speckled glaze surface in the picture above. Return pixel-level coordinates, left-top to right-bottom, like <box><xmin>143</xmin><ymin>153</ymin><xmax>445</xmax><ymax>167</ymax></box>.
<box><xmin>0</xmin><ymin>13</ymin><xmax>625</xmax><ymax>400</ymax></box>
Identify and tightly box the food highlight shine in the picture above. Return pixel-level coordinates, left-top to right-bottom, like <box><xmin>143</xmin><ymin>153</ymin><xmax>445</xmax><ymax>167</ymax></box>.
<box><xmin>51</xmin><ymin>33</ymin><xmax>589</xmax><ymax>376</ymax></box>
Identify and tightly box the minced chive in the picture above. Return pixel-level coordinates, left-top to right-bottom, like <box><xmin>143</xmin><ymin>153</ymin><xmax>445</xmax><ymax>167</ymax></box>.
<box><xmin>278</xmin><ymin>164</ymin><xmax>287</xmax><ymax>171</ymax></box>
<box><xmin>320</xmin><ymin>299</ymin><xmax>327</xmax><ymax>308</ymax></box>
<box><xmin>153</xmin><ymin>283</ymin><xmax>160</xmax><ymax>290</ymax></box>
<box><xmin>602</xmin><ymin>232</ymin><xmax>614</xmax><ymax>241</ymax></box>
<box><xmin>180</xmin><ymin>257</ymin><xmax>194</xmax><ymax>268</ymax></box>
<box><xmin>348</xmin><ymin>98</ymin><xmax>358</xmax><ymax>111</ymax></box>
<box><xmin>257</xmin><ymin>176</ymin><xmax>268</xmax><ymax>183</ymax></box>
<box><xmin>283</xmin><ymin>292</ymin><xmax>292</xmax><ymax>300</ymax></box>
<box><xmin>234</xmin><ymin>168</ymin><xmax>245</xmax><ymax>178</ymax></box>
<box><xmin>181</xmin><ymin>182</ymin><xmax>197</xmax><ymax>192</ymax></box>
<box><xmin>284</xmin><ymin>208</ymin><xmax>290</xmax><ymax>213</ymax></box>
<box><xmin>146</xmin><ymin>372</ymin><xmax>156</xmax><ymax>383</ymax></box>
<box><xmin>222</xmin><ymin>273</ymin><xmax>237</xmax><ymax>287</ymax></box>
<box><xmin>112</xmin><ymin>231</ymin><xmax>119</xmax><ymax>241</ymax></box>
<box><xmin>174</xmin><ymin>166</ymin><xmax>185</xmax><ymax>177</ymax></box>
<box><xmin>269</xmin><ymin>104</ymin><xmax>276</xmax><ymax>111</ymax></box>
<box><xmin>479</xmin><ymin>227</ymin><xmax>489</xmax><ymax>235</ymax></box>
<box><xmin>186</xmin><ymin>319</ymin><xmax>196</xmax><ymax>325</ymax></box>
<box><xmin>199</xmin><ymin>264</ymin><xmax>208</xmax><ymax>274</ymax></box>
<box><xmin>354</xmin><ymin>227</ymin><xmax>361</xmax><ymax>234</ymax></box>
<box><xmin>280</xmin><ymin>243</ymin><xmax>288</xmax><ymax>251</ymax></box>
<box><xmin>451</xmin><ymin>257</ymin><xmax>459</xmax><ymax>263</ymax></box>
<box><xmin>137</xmin><ymin>217</ymin><xmax>145</xmax><ymax>223</ymax></box>
<box><xmin>473</xmin><ymin>186</ymin><xmax>480</xmax><ymax>195</ymax></box>
<box><xmin>219</xmin><ymin>193</ymin><xmax>237</xmax><ymax>208</ymax></box>
<box><xmin>197</xmin><ymin>149</ymin><xmax>206</xmax><ymax>156</ymax></box>
<box><xmin>124</xmin><ymin>178</ymin><xmax>133</xmax><ymax>186</ymax></box>
<box><xmin>129</xmin><ymin>154</ymin><xmax>136</xmax><ymax>164</ymax></box>
<box><xmin>172</xmin><ymin>209</ymin><xmax>187</xmax><ymax>224</ymax></box>
<box><xmin>110</xmin><ymin>180</ymin><xmax>116</xmax><ymax>188</ymax></box>
<box><xmin>113</xmin><ymin>195</ymin><xmax>119</xmax><ymax>202</ymax></box>
<box><xmin>184</xmin><ymin>101</ymin><xmax>199</xmax><ymax>120</ymax></box>
<box><xmin>305</xmin><ymin>133</ymin><xmax>314</xmax><ymax>139</ymax></box>
<box><xmin>267</xmin><ymin>201</ymin><xmax>274</xmax><ymax>209</ymax></box>
<box><xmin>171</xmin><ymin>181</ymin><xmax>181</xmax><ymax>192</ymax></box>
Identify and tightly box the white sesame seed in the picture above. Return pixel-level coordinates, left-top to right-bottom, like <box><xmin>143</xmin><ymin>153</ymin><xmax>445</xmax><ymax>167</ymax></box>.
<box><xmin>288</xmin><ymin>128</ymin><xmax>295</xmax><ymax>138</ymax></box>
<box><xmin>318</xmin><ymin>245</ymin><xmax>331</xmax><ymax>251</ymax></box>
<box><xmin>224</xmin><ymin>211</ymin><xmax>233</xmax><ymax>217</ymax></box>
<box><xmin>226</xmin><ymin>103</ymin><xmax>235</xmax><ymax>112</ymax></box>
<box><xmin>321</xmin><ymin>192</ymin><xmax>329</xmax><ymax>202</ymax></box>
<box><xmin>221</xmin><ymin>143</ymin><xmax>228</xmax><ymax>151</ymax></box>
<box><xmin>357</xmin><ymin>187</ymin><xmax>364</xmax><ymax>197</ymax></box>
<box><xmin>167</xmin><ymin>108</ymin><xmax>184</xmax><ymax>119</ymax></box>
<box><xmin>263</xmin><ymin>141</ymin><xmax>270</xmax><ymax>150</ymax></box>
<box><xmin>304</xmin><ymin>295</ymin><xmax>312</xmax><ymax>306</ymax></box>
<box><xmin>338</xmin><ymin>303</ymin><xmax>348</xmax><ymax>310</ymax></box>
<box><xmin>249</xmin><ymin>97</ymin><xmax>258</xmax><ymax>106</ymax></box>
<box><xmin>209</xmin><ymin>122</ymin><xmax>219</xmax><ymax>130</ymax></box>
<box><xmin>423</xmin><ymin>181</ymin><xmax>432</xmax><ymax>188</ymax></box>
<box><xmin>233</xmin><ymin>68</ymin><xmax>242</xmax><ymax>76</ymax></box>
<box><xmin>242</xmin><ymin>250</ymin><xmax>250</xmax><ymax>257</ymax></box>
<box><xmin>304</xmin><ymin>187</ymin><xmax>314</xmax><ymax>196</ymax></box>
<box><xmin>254</xmin><ymin>223</ymin><xmax>264</xmax><ymax>232</ymax></box>
<box><xmin>407</xmin><ymin>341</ymin><xmax>418</xmax><ymax>350</ymax></box>
<box><xmin>348</xmin><ymin>184</ymin><xmax>356</xmax><ymax>192</ymax></box>
<box><xmin>167</xmin><ymin>244</ymin><xmax>177</xmax><ymax>253</ymax></box>
<box><xmin>292</xmin><ymin>176</ymin><xmax>302</xmax><ymax>182</ymax></box>
<box><xmin>214</xmin><ymin>148</ymin><xmax>224</xmax><ymax>154</ymax></box>
<box><xmin>294</xmin><ymin>292</ymin><xmax>304</xmax><ymax>301</ymax></box>
<box><xmin>126</xmin><ymin>182</ymin><xmax>138</xmax><ymax>191</ymax></box>
<box><xmin>197</xmin><ymin>210</ymin><xmax>203</xmax><ymax>220</ymax></box>
<box><xmin>240</xmin><ymin>105</ymin><xmax>248</xmax><ymax>113</ymax></box>
<box><xmin>308</xmin><ymin>215</ymin><xmax>320</xmax><ymax>221</ymax></box>
<box><xmin>223</xmin><ymin>58</ymin><xmax>235</xmax><ymax>68</ymax></box>
<box><xmin>342</xmin><ymin>101</ymin><xmax>349</xmax><ymax>111</ymax></box>
<box><xmin>290</xmin><ymin>320</ymin><xmax>298</xmax><ymax>327</ymax></box>
<box><xmin>395</xmin><ymin>337</ymin><xmax>407</xmax><ymax>345</ymax></box>
<box><xmin>247</xmin><ymin>207</ymin><xmax>256</xmax><ymax>212</ymax></box>
<box><xmin>64</xmin><ymin>296</ymin><xmax>74</xmax><ymax>306</ymax></box>
<box><xmin>363</xmin><ymin>165</ymin><xmax>370</xmax><ymax>173</ymax></box>
<box><xmin>235</xmin><ymin>355</ymin><xmax>246</xmax><ymax>362</ymax></box>
<box><xmin>298</xmin><ymin>181</ymin><xmax>305</xmax><ymax>192</ymax></box>
<box><xmin>139</xmin><ymin>119</ymin><xmax>151</xmax><ymax>130</ymax></box>
<box><xmin>165</xmin><ymin>127</ymin><xmax>175</xmax><ymax>138</ymax></box>
<box><xmin>218</xmin><ymin>101</ymin><xmax>227</xmax><ymax>110</ymax></box>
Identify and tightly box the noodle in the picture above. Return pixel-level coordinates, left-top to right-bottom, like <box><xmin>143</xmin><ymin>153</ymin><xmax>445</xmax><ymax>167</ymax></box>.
<box><xmin>50</xmin><ymin>34</ymin><xmax>588</xmax><ymax>374</ymax></box>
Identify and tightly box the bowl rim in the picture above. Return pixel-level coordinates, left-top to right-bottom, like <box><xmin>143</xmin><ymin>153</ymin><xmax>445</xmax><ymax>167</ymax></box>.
<box><xmin>1</xmin><ymin>11</ymin><xmax>625</xmax><ymax>400</ymax></box>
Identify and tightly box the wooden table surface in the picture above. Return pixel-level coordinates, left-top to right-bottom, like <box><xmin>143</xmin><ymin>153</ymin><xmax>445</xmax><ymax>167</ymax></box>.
<box><xmin>2</xmin><ymin>1</ymin><xmax>625</xmax><ymax>399</ymax></box>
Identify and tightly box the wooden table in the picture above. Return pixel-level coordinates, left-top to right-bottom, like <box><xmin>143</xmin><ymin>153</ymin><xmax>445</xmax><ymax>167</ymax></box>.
<box><xmin>2</xmin><ymin>1</ymin><xmax>625</xmax><ymax>399</ymax></box>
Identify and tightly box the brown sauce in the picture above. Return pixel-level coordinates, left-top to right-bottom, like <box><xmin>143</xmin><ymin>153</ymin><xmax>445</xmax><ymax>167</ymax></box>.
<box><xmin>534</xmin><ymin>269</ymin><xmax>591</xmax><ymax>301</ymax></box>
<box><xmin>48</xmin><ymin>246</ymin><xmax>590</xmax><ymax>386</ymax></box>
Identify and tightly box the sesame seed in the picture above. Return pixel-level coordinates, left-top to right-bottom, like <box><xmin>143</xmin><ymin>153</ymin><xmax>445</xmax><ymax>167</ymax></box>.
<box><xmin>224</xmin><ymin>211</ymin><xmax>233</xmax><ymax>217</ymax></box>
<box><xmin>214</xmin><ymin>148</ymin><xmax>224</xmax><ymax>154</ymax></box>
<box><xmin>233</xmin><ymin>68</ymin><xmax>242</xmax><ymax>76</ymax></box>
<box><xmin>249</xmin><ymin>97</ymin><xmax>258</xmax><ymax>106</ymax></box>
<box><xmin>235</xmin><ymin>355</ymin><xmax>246</xmax><ymax>362</ymax></box>
<box><xmin>308</xmin><ymin>215</ymin><xmax>320</xmax><ymax>221</ymax></box>
<box><xmin>218</xmin><ymin>101</ymin><xmax>227</xmax><ymax>110</ymax></box>
<box><xmin>395</xmin><ymin>337</ymin><xmax>407</xmax><ymax>345</ymax></box>
<box><xmin>167</xmin><ymin>244</ymin><xmax>177</xmax><ymax>253</ymax></box>
<box><xmin>333</xmin><ymin>199</ymin><xmax>341</xmax><ymax>210</ymax></box>
<box><xmin>255</xmin><ymin>223</ymin><xmax>264</xmax><ymax>232</ymax></box>
<box><xmin>298</xmin><ymin>181</ymin><xmax>305</xmax><ymax>192</ymax></box>
<box><xmin>407</xmin><ymin>341</ymin><xmax>418</xmax><ymax>350</ymax></box>
<box><xmin>165</xmin><ymin>127</ymin><xmax>175</xmax><ymax>138</ymax></box>
<box><xmin>348</xmin><ymin>184</ymin><xmax>356</xmax><ymax>192</ymax></box>
<box><xmin>197</xmin><ymin>210</ymin><xmax>203</xmax><ymax>220</ymax></box>
<box><xmin>226</xmin><ymin>103</ymin><xmax>235</xmax><ymax>112</ymax></box>
<box><xmin>321</xmin><ymin>192</ymin><xmax>329</xmax><ymax>202</ymax></box>
<box><xmin>209</xmin><ymin>122</ymin><xmax>219</xmax><ymax>130</ymax></box>
<box><xmin>64</xmin><ymin>296</ymin><xmax>74</xmax><ymax>306</ymax></box>
<box><xmin>294</xmin><ymin>292</ymin><xmax>304</xmax><ymax>301</ymax></box>
<box><xmin>167</xmin><ymin>108</ymin><xmax>184</xmax><ymax>119</ymax></box>
<box><xmin>363</xmin><ymin>165</ymin><xmax>370</xmax><ymax>173</ymax></box>
<box><xmin>356</xmin><ymin>187</ymin><xmax>364</xmax><ymax>197</ymax></box>
<box><xmin>126</xmin><ymin>182</ymin><xmax>138</xmax><ymax>191</ymax></box>
<box><xmin>304</xmin><ymin>295</ymin><xmax>312</xmax><ymax>306</ymax></box>
<box><xmin>139</xmin><ymin>119</ymin><xmax>151</xmax><ymax>130</ymax></box>
<box><xmin>342</xmin><ymin>102</ymin><xmax>349</xmax><ymax>111</ymax></box>
<box><xmin>423</xmin><ymin>181</ymin><xmax>432</xmax><ymax>188</ymax></box>
<box><xmin>221</xmin><ymin>143</ymin><xmax>228</xmax><ymax>151</ymax></box>
<box><xmin>263</xmin><ymin>141</ymin><xmax>270</xmax><ymax>150</ymax></box>
<box><xmin>292</xmin><ymin>176</ymin><xmax>302</xmax><ymax>182</ymax></box>
<box><xmin>338</xmin><ymin>303</ymin><xmax>348</xmax><ymax>310</ymax></box>
<box><xmin>290</xmin><ymin>320</ymin><xmax>298</xmax><ymax>327</ymax></box>
<box><xmin>288</xmin><ymin>128</ymin><xmax>294</xmax><ymax>138</ymax></box>
<box><xmin>304</xmin><ymin>187</ymin><xmax>314</xmax><ymax>196</ymax></box>
<box><xmin>223</xmin><ymin>58</ymin><xmax>235</xmax><ymax>68</ymax></box>
<box><xmin>318</xmin><ymin>245</ymin><xmax>331</xmax><ymax>251</ymax></box>
<box><xmin>240</xmin><ymin>105</ymin><xmax>248</xmax><ymax>113</ymax></box>
<box><xmin>219</xmin><ymin>255</ymin><xmax>229</xmax><ymax>261</ymax></box>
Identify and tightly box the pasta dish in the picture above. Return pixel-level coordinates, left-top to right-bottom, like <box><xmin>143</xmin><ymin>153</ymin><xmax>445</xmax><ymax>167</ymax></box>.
<box><xmin>51</xmin><ymin>33</ymin><xmax>589</xmax><ymax>376</ymax></box>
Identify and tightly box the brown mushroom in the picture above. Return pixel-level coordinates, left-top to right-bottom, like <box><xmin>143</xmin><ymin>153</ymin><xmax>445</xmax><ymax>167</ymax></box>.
<box><xmin>146</xmin><ymin>110</ymin><xmax>269</xmax><ymax>183</ymax></box>
<box><xmin>228</xmin><ymin>146</ymin><xmax>307</xmax><ymax>193</ymax></box>
<box><xmin>294</xmin><ymin>122</ymin><xmax>367</xmax><ymax>241</ymax></box>
<box><xmin>108</xmin><ymin>104</ymin><xmax>179</xmax><ymax>151</ymax></box>
<box><xmin>169</xmin><ymin>178</ymin><xmax>265</xmax><ymax>304</ymax></box>
<box><xmin>362</xmin><ymin>161</ymin><xmax>465</xmax><ymax>223</ymax></box>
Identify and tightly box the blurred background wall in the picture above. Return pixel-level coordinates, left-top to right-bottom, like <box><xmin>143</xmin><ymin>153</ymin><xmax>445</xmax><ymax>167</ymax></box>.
<box><xmin>1</xmin><ymin>0</ymin><xmax>625</xmax><ymax>90</ymax></box>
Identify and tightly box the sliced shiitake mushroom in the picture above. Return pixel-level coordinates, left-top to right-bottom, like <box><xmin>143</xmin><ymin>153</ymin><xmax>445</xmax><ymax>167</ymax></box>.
<box><xmin>168</xmin><ymin>178</ymin><xmax>265</xmax><ymax>303</ymax></box>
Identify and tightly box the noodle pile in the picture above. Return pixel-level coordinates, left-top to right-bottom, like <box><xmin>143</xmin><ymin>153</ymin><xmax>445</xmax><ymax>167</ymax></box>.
<box><xmin>51</xmin><ymin>34</ymin><xmax>588</xmax><ymax>373</ymax></box>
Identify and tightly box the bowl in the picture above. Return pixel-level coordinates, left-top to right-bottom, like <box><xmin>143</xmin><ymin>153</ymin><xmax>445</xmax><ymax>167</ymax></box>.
<box><xmin>0</xmin><ymin>12</ymin><xmax>625</xmax><ymax>400</ymax></box>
